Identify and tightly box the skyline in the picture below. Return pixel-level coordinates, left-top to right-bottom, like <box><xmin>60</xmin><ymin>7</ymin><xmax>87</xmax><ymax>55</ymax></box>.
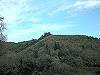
<box><xmin>0</xmin><ymin>0</ymin><xmax>100</xmax><ymax>42</ymax></box>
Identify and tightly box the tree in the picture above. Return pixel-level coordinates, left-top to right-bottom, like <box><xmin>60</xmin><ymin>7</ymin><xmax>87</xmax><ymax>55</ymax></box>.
<box><xmin>38</xmin><ymin>32</ymin><xmax>52</xmax><ymax>40</ymax></box>
<box><xmin>0</xmin><ymin>17</ymin><xmax>6</xmax><ymax>52</ymax></box>
<box><xmin>0</xmin><ymin>17</ymin><xmax>6</xmax><ymax>41</ymax></box>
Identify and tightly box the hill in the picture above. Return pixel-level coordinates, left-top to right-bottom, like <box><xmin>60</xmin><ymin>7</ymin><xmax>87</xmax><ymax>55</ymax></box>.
<box><xmin>0</xmin><ymin>34</ymin><xmax>100</xmax><ymax>75</ymax></box>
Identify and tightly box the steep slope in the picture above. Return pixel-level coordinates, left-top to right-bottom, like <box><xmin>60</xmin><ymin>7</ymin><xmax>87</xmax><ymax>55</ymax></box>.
<box><xmin>0</xmin><ymin>35</ymin><xmax>100</xmax><ymax>75</ymax></box>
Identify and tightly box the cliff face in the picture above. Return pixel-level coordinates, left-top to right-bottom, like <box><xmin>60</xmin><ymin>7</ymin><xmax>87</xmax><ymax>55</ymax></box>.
<box><xmin>0</xmin><ymin>35</ymin><xmax>100</xmax><ymax>75</ymax></box>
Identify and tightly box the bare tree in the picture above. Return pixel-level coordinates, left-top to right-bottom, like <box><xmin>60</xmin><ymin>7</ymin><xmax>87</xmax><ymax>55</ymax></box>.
<box><xmin>0</xmin><ymin>17</ymin><xmax>6</xmax><ymax>41</ymax></box>
<box><xmin>0</xmin><ymin>17</ymin><xmax>6</xmax><ymax>51</ymax></box>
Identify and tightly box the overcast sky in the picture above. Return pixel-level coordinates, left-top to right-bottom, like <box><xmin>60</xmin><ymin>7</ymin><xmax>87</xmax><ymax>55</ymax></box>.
<box><xmin>0</xmin><ymin>0</ymin><xmax>100</xmax><ymax>42</ymax></box>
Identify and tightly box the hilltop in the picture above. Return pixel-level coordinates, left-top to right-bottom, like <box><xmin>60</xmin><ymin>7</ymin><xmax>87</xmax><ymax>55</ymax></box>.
<box><xmin>0</xmin><ymin>34</ymin><xmax>100</xmax><ymax>75</ymax></box>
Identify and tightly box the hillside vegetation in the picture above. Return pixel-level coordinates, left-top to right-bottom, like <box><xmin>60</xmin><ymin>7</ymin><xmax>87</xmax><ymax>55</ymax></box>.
<box><xmin>0</xmin><ymin>34</ymin><xmax>100</xmax><ymax>75</ymax></box>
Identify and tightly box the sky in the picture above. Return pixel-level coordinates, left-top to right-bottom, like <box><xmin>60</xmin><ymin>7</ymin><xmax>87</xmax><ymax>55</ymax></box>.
<box><xmin>0</xmin><ymin>0</ymin><xmax>100</xmax><ymax>42</ymax></box>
